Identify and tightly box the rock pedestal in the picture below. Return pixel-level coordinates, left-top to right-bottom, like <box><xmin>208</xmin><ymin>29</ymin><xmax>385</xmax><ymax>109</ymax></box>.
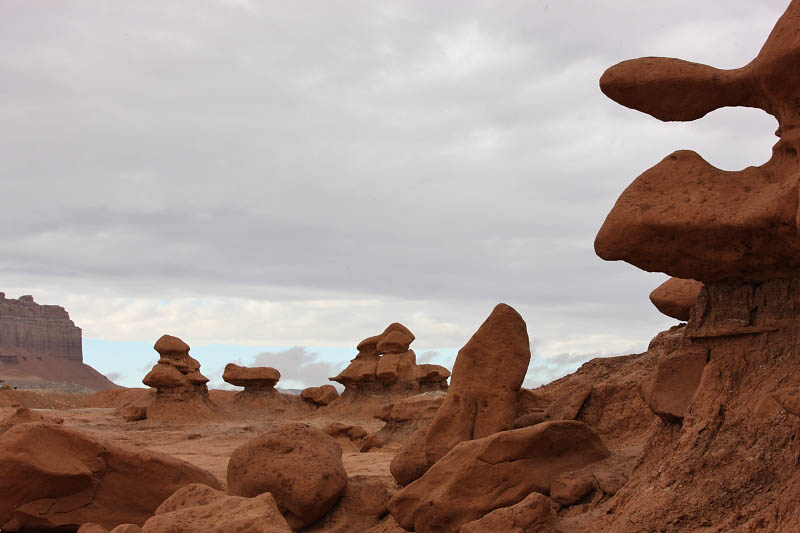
<box><xmin>330</xmin><ymin>323</ymin><xmax>450</xmax><ymax>397</ymax></box>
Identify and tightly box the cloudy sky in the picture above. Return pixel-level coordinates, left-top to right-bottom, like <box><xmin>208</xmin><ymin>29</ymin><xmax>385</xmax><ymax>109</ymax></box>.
<box><xmin>0</xmin><ymin>0</ymin><xmax>786</xmax><ymax>389</ymax></box>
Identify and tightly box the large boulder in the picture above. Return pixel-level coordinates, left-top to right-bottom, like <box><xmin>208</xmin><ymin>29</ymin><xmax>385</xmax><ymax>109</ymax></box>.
<box><xmin>388</xmin><ymin>420</ymin><xmax>609</xmax><ymax>532</ymax></box>
<box><xmin>0</xmin><ymin>423</ymin><xmax>221</xmax><ymax>531</ymax></box>
<box><xmin>649</xmin><ymin>278</ymin><xmax>703</xmax><ymax>321</ymax></box>
<box><xmin>424</xmin><ymin>303</ymin><xmax>531</xmax><ymax>465</ymax></box>
<box><xmin>227</xmin><ymin>423</ymin><xmax>348</xmax><ymax>530</ymax></box>
<box><xmin>595</xmin><ymin>0</ymin><xmax>800</xmax><ymax>283</ymax></box>
<box><xmin>140</xmin><ymin>483</ymin><xmax>291</xmax><ymax>532</ymax></box>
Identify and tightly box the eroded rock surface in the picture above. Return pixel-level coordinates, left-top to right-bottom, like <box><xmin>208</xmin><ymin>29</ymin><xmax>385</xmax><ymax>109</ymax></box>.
<box><xmin>227</xmin><ymin>422</ymin><xmax>348</xmax><ymax>530</ymax></box>
<box><xmin>331</xmin><ymin>323</ymin><xmax>450</xmax><ymax>397</ymax></box>
<box><xmin>650</xmin><ymin>277</ymin><xmax>703</xmax><ymax>321</ymax></box>
<box><xmin>0</xmin><ymin>423</ymin><xmax>220</xmax><ymax>531</ymax></box>
<box><xmin>388</xmin><ymin>421</ymin><xmax>609</xmax><ymax>533</ymax></box>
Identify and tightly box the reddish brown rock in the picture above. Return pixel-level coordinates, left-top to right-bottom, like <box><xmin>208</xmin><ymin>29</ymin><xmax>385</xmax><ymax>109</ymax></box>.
<box><xmin>592</xmin><ymin>466</ymin><xmax>628</xmax><ymax>497</ymax></box>
<box><xmin>227</xmin><ymin>422</ymin><xmax>348</xmax><ymax>530</ymax></box>
<box><xmin>223</xmin><ymin>363</ymin><xmax>280</xmax><ymax>389</ymax></box>
<box><xmin>390</xmin><ymin>426</ymin><xmax>430</xmax><ymax>487</ymax></box>
<box><xmin>550</xmin><ymin>470</ymin><xmax>597</xmax><ymax>506</ymax></box>
<box><xmin>424</xmin><ymin>303</ymin><xmax>531</xmax><ymax>465</ymax></box>
<box><xmin>0</xmin><ymin>293</ymin><xmax>117</xmax><ymax>391</ymax></box>
<box><xmin>650</xmin><ymin>278</ymin><xmax>703</xmax><ymax>321</ymax></box>
<box><xmin>388</xmin><ymin>421</ymin><xmax>609</xmax><ymax>532</ymax></box>
<box><xmin>641</xmin><ymin>341</ymin><xmax>708</xmax><ymax>423</ymax></box>
<box><xmin>378</xmin><ymin>391</ymin><xmax>446</xmax><ymax>444</ymax></box>
<box><xmin>324</xmin><ymin>422</ymin><xmax>368</xmax><ymax>441</ymax></box>
<box><xmin>359</xmin><ymin>433</ymin><xmax>385</xmax><ymax>452</ymax></box>
<box><xmin>595</xmin><ymin>1</ymin><xmax>800</xmax><ymax>283</ymax></box>
<box><xmin>513</xmin><ymin>410</ymin><xmax>548</xmax><ymax>429</ymax></box>
<box><xmin>301</xmin><ymin>384</ymin><xmax>340</xmax><ymax>406</ymax></box>
<box><xmin>304</xmin><ymin>476</ymin><xmax>390</xmax><ymax>533</ymax></box>
<box><xmin>0</xmin><ymin>406</ymin><xmax>63</xmax><ymax>435</ymax></box>
<box><xmin>331</xmin><ymin>323</ymin><xmax>449</xmax><ymax>397</ymax></box>
<box><xmin>0</xmin><ymin>423</ymin><xmax>221</xmax><ymax>531</ymax></box>
<box><xmin>772</xmin><ymin>387</ymin><xmax>800</xmax><ymax>417</ymax></box>
<box><xmin>142</xmin><ymin>335</ymin><xmax>217</xmax><ymax>420</ymax></box>
<box><xmin>116</xmin><ymin>404</ymin><xmax>147</xmax><ymax>422</ymax></box>
<box><xmin>459</xmin><ymin>493</ymin><xmax>555</xmax><ymax>533</ymax></box>
<box><xmin>543</xmin><ymin>379</ymin><xmax>593</xmax><ymax>421</ymax></box>
<box><xmin>140</xmin><ymin>483</ymin><xmax>291</xmax><ymax>532</ymax></box>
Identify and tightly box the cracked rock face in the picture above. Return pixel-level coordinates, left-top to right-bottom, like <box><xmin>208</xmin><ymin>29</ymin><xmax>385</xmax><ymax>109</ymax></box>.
<box><xmin>596</xmin><ymin>0</ymin><xmax>800</xmax><ymax>282</ymax></box>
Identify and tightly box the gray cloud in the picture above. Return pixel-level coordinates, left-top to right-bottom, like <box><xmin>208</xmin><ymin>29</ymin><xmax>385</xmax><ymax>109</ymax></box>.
<box><xmin>252</xmin><ymin>347</ymin><xmax>347</xmax><ymax>390</ymax></box>
<box><xmin>0</xmin><ymin>1</ymin><xmax>789</xmax><ymax>379</ymax></box>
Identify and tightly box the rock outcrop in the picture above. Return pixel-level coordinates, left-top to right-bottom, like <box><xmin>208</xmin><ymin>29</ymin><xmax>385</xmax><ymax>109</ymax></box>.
<box><xmin>388</xmin><ymin>420</ymin><xmax>609</xmax><ymax>532</ymax></box>
<box><xmin>223</xmin><ymin>363</ymin><xmax>280</xmax><ymax>391</ymax></box>
<box><xmin>0</xmin><ymin>293</ymin><xmax>116</xmax><ymax>391</ymax></box>
<box><xmin>301</xmin><ymin>384</ymin><xmax>340</xmax><ymax>406</ymax></box>
<box><xmin>140</xmin><ymin>483</ymin><xmax>291</xmax><ymax>533</ymax></box>
<box><xmin>390</xmin><ymin>304</ymin><xmax>531</xmax><ymax>487</ymax></box>
<box><xmin>142</xmin><ymin>335</ymin><xmax>217</xmax><ymax>420</ymax></box>
<box><xmin>330</xmin><ymin>323</ymin><xmax>450</xmax><ymax>396</ymax></box>
<box><xmin>227</xmin><ymin>422</ymin><xmax>348</xmax><ymax>530</ymax></box>
<box><xmin>0</xmin><ymin>423</ymin><xmax>220</xmax><ymax>531</ymax></box>
<box><xmin>0</xmin><ymin>406</ymin><xmax>63</xmax><ymax>435</ymax></box>
<box><xmin>595</xmin><ymin>0</ymin><xmax>800</xmax><ymax>283</ymax></box>
<box><xmin>459</xmin><ymin>493</ymin><xmax>555</xmax><ymax>533</ymax></box>
<box><xmin>649</xmin><ymin>277</ymin><xmax>703</xmax><ymax>321</ymax></box>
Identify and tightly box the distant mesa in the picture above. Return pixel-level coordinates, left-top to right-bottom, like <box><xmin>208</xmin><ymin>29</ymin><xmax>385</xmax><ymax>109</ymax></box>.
<box><xmin>330</xmin><ymin>322</ymin><xmax>450</xmax><ymax>397</ymax></box>
<box><xmin>0</xmin><ymin>292</ymin><xmax>116</xmax><ymax>391</ymax></box>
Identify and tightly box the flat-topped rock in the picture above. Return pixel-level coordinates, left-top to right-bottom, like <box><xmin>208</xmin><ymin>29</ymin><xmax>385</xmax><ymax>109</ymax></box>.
<box><xmin>223</xmin><ymin>363</ymin><xmax>280</xmax><ymax>389</ymax></box>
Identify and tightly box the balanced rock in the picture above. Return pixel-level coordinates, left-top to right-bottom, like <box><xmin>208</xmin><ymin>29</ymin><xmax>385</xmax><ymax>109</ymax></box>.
<box><xmin>595</xmin><ymin>0</ymin><xmax>800</xmax><ymax>282</ymax></box>
<box><xmin>301</xmin><ymin>384</ymin><xmax>340</xmax><ymax>406</ymax></box>
<box><xmin>331</xmin><ymin>323</ymin><xmax>450</xmax><ymax>396</ymax></box>
<box><xmin>140</xmin><ymin>483</ymin><xmax>291</xmax><ymax>533</ymax></box>
<box><xmin>650</xmin><ymin>278</ymin><xmax>703</xmax><ymax>321</ymax></box>
<box><xmin>227</xmin><ymin>422</ymin><xmax>348</xmax><ymax>530</ymax></box>
<box><xmin>223</xmin><ymin>363</ymin><xmax>280</xmax><ymax>390</ymax></box>
<box><xmin>388</xmin><ymin>420</ymin><xmax>610</xmax><ymax>532</ymax></box>
<box><xmin>142</xmin><ymin>335</ymin><xmax>217</xmax><ymax>420</ymax></box>
<box><xmin>0</xmin><ymin>423</ymin><xmax>221</xmax><ymax>530</ymax></box>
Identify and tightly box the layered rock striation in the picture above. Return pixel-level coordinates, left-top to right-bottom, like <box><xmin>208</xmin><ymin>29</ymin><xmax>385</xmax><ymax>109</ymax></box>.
<box><xmin>0</xmin><ymin>293</ymin><xmax>116</xmax><ymax>390</ymax></box>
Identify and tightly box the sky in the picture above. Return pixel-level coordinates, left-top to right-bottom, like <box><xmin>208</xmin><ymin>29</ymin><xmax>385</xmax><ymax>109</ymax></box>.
<box><xmin>0</xmin><ymin>0</ymin><xmax>788</xmax><ymax>389</ymax></box>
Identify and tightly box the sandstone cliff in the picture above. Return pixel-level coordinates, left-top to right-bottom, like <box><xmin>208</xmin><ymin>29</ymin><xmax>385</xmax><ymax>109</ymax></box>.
<box><xmin>0</xmin><ymin>293</ymin><xmax>116</xmax><ymax>391</ymax></box>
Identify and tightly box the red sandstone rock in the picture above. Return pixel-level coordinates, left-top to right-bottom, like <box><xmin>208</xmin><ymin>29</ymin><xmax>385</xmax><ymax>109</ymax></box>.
<box><xmin>550</xmin><ymin>470</ymin><xmax>597</xmax><ymax>506</ymax></box>
<box><xmin>595</xmin><ymin>1</ymin><xmax>800</xmax><ymax>282</ymax></box>
<box><xmin>301</xmin><ymin>384</ymin><xmax>340</xmax><ymax>406</ymax></box>
<box><xmin>227</xmin><ymin>422</ymin><xmax>348</xmax><ymax>530</ymax></box>
<box><xmin>513</xmin><ymin>410</ymin><xmax>549</xmax><ymax>429</ymax></box>
<box><xmin>0</xmin><ymin>423</ymin><xmax>221</xmax><ymax>530</ymax></box>
<box><xmin>140</xmin><ymin>483</ymin><xmax>291</xmax><ymax>532</ymax></box>
<box><xmin>388</xmin><ymin>421</ymin><xmax>610</xmax><ymax>532</ymax></box>
<box><xmin>390</xmin><ymin>426</ymin><xmax>430</xmax><ymax>487</ymax></box>
<box><xmin>0</xmin><ymin>406</ymin><xmax>63</xmax><ymax>435</ymax></box>
<box><xmin>223</xmin><ymin>363</ymin><xmax>280</xmax><ymax>389</ymax></box>
<box><xmin>650</xmin><ymin>278</ymin><xmax>703</xmax><ymax>321</ymax></box>
<box><xmin>424</xmin><ymin>303</ymin><xmax>531</xmax><ymax>465</ymax></box>
<box><xmin>359</xmin><ymin>433</ymin><xmax>385</xmax><ymax>452</ymax></box>
<box><xmin>304</xmin><ymin>476</ymin><xmax>390</xmax><ymax>533</ymax></box>
<box><xmin>772</xmin><ymin>387</ymin><xmax>800</xmax><ymax>417</ymax></box>
<box><xmin>642</xmin><ymin>342</ymin><xmax>708</xmax><ymax>423</ymax></box>
<box><xmin>142</xmin><ymin>335</ymin><xmax>217</xmax><ymax>420</ymax></box>
<box><xmin>324</xmin><ymin>422</ymin><xmax>368</xmax><ymax>440</ymax></box>
<box><xmin>116</xmin><ymin>404</ymin><xmax>147</xmax><ymax>422</ymax></box>
<box><xmin>459</xmin><ymin>492</ymin><xmax>555</xmax><ymax>533</ymax></box>
<box><xmin>331</xmin><ymin>323</ymin><xmax>448</xmax><ymax>397</ymax></box>
<box><xmin>543</xmin><ymin>379</ymin><xmax>593</xmax><ymax>421</ymax></box>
